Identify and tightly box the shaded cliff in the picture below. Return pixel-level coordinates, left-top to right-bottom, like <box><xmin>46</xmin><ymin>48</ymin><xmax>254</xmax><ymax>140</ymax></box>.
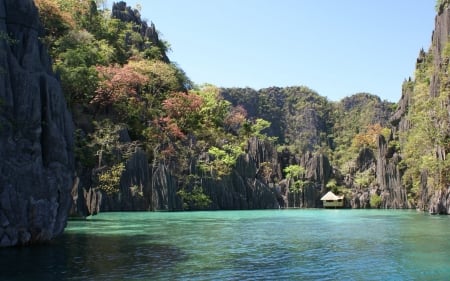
<box><xmin>0</xmin><ymin>0</ymin><xmax>74</xmax><ymax>246</ymax></box>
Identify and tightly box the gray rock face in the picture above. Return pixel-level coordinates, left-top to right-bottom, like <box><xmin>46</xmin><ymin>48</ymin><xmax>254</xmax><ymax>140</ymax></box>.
<box><xmin>0</xmin><ymin>0</ymin><xmax>74</xmax><ymax>246</ymax></box>
<box><xmin>300</xmin><ymin>152</ymin><xmax>331</xmax><ymax>207</ymax></box>
<box><xmin>91</xmin><ymin>137</ymin><xmax>282</xmax><ymax>212</ymax></box>
<box><xmin>349</xmin><ymin>191</ymin><xmax>370</xmax><ymax>209</ymax></box>
<box><xmin>278</xmin><ymin>149</ymin><xmax>332</xmax><ymax>208</ymax></box>
<box><xmin>430</xmin><ymin>6</ymin><xmax>450</xmax><ymax>98</ymax></box>
<box><xmin>376</xmin><ymin>135</ymin><xmax>409</xmax><ymax>209</ymax></box>
<box><xmin>149</xmin><ymin>163</ymin><xmax>182</xmax><ymax>211</ymax></box>
<box><xmin>200</xmin><ymin>138</ymin><xmax>281</xmax><ymax>210</ymax></box>
<box><xmin>389</xmin><ymin>80</ymin><xmax>412</xmax><ymax>133</ymax></box>
<box><xmin>147</xmin><ymin>138</ymin><xmax>282</xmax><ymax>211</ymax></box>
<box><xmin>99</xmin><ymin>149</ymin><xmax>152</xmax><ymax>212</ymax></box>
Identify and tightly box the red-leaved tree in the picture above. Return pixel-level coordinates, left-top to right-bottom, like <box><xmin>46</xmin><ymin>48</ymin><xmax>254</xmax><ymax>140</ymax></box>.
<box><xmin>162</xmin><ymin>92</ymin><xmax>204</xmax><ymax>130</ymax></box>
<box><xmin>92</xmin><ymin>64</ymin><xmax>149</xmax><ymax>107</ymax></box>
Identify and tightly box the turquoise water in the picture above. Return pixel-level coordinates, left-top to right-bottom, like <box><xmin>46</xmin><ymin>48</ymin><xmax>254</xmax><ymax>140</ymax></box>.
<box><xmin>1</xmin><ymin>210</ymin><xmax>450</xmax><ymax>280</ymax></box>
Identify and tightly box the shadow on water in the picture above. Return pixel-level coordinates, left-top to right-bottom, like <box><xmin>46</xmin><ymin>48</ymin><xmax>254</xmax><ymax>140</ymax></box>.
<box><xmin>0</xmin><ymin>233</ymin><xmax>187</xmax><ymax>281</ymax></box>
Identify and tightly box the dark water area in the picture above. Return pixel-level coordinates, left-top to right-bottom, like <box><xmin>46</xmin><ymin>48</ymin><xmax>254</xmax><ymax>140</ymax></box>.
<box><xmin>1</xmin><ymin>210</ymin><xmax>450</xmax><ymax>280</ymax></box>
<box><xmin>1</xmin><ymin>233</ymin><xmax>185</xmax><ymax>280</ymax></box>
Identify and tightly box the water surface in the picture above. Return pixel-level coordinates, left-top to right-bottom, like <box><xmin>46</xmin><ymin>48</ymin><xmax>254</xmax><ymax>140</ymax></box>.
<box><xmin>1</xmin><ymin>209</ymin><xmax>449</xmax><ymax>280</ymax></box>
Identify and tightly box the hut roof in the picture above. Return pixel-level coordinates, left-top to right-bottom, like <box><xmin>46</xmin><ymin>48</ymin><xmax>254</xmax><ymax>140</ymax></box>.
<box><xmin>320</xmin><ymin>191</ymin><xmax>344</xmax><ymax>201</ymax></box>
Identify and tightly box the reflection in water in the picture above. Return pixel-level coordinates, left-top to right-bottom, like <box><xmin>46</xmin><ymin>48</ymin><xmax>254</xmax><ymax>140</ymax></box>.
<box><xmin>1</xmin><ymin>210</ymin><xmax>450</xmax><ymax>280</ymax></box>
<box><xmin>0</xmin><ymin>233</ymin><xmax>186</xmax><ymax>281</ymax></box>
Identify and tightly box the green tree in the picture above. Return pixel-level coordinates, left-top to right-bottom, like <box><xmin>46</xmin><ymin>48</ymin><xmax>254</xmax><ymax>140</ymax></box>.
<box><xmin>370</xmin><ymin>193</ymin><xmax>382</xmax><ymax>208</ymax></box>
<box><xmin>284</xmin><ymin>164</ymin><xmax>306</xmax><ymax>208</ymax></box>
<box><xmin>177</xmin><ymin>186</ymin><xmax>212</xmax><ymax>210</ymax></box>
<box><xmin>436</xmin><ymin>0</ymin><xmax>450</xmax><ymax>12</ymax></box>
<box><xmin>400</xmin><ymin>44</ymin><xmax>450</xmax><ymax>201</ymax></box>
<box><xmin>89</xmin><ymin>120</ymin><xmax>126</xmax><ymax>168</ymax></box>
<box><xmin>35</xmin><ymin>0</ymin><xmax>75</xmax><ymax>47</ymax></box>
<box><xmin>97</xmin><ymin>163</ymin><xmax>125</xmax><ymax>195</ymax></box>
<box><xmin>203</xmin><ymin>145</ymin><xmax>243</xmax><ymax>179</ymax></box>
<box><xmin>354</xmin><ymin>170</ymin><xmax>374</xmax><ymax>189</ymax></box>
<box><xmin>326</xmin><ymin>178</ymin><xmax>339</xmax><ymax>193</ymax></box>
<box><xmin>331</xmin><ymin>93</ymin><xmax>394</xmax><ymax>172</ymax></box>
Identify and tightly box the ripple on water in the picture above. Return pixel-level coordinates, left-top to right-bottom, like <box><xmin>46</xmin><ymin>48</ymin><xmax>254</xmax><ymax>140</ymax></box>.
<box><xmin>1</xmin><ymin>210</ymin><xmax>450</xmax><ymax>280</ymax></box>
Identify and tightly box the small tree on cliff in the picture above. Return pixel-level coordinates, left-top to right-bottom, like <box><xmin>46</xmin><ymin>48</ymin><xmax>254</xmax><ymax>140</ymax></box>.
<box><xmin>351</xmin><ymin>123</ymin><xmax>390</xmax><ymax>150</ymax></box>
<box><xmin>284</xmin><ymin>164</ymin><xmax>306</xmax><ymax>208</ymax></box>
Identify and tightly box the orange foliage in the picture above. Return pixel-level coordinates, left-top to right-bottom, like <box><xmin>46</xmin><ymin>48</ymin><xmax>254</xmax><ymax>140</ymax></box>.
<box><xmin>34</xmin><ymin>0</ymin><xmax>75</xmax><ymax>38</ymax></box>
<box><xmin>93</xmin><ymin>64</ymin><xmax>149</xmax><ymax>106</ymax></box>
<box><xmin>156</xmin><ymin>117</ymin><xmax>186</xmax><ymax>140</ymax></box>
<box><xmin>224</xmin><ymin>105</ymin><xmax>247</xmax><ymax>131</ymax></box>
<box><xmin>352</xmin><ymin>123</ymin><xmax>384</xmax><ymax>149</ymax></box>
<box><xmin>161</xmin><ymin>144</ymin><xmax>176</xmax><ymax>158</ymax></box>
<box><xmin>162</xmin><ymin>92</ymin><xmax>203</xmax><ymax>118</ymax></box>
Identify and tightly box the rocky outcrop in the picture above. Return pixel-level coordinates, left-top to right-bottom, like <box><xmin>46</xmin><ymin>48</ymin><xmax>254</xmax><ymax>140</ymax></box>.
<box><xmin>112</xmin><ymin>1</ymin><xmax>169</xmax><ymax>62</ymax></box>
<box><xmin>0</xmin><ymin>0</ymin><xmax>74</xmax><ymax>246</ymax></box>
<box><xmin>376</xmin><ymin>135</ymin><xmax>409</xmax><ymax>209</ymax></box>
<box><xmin>149</xmin><ymin>163</ymin><xmax>182</xmax><ymax>211</ymax></box>
<box><xmin>423</xmin><ymin>4</ymin><xmax>450</xmax><ymax>214</ymax></box>
<box><xmin>301</xmin><ymin>152</ymin><xmax>332</xmax><ymax>207</ymax></box>
<box><xmin>201</xmin><ymin>138</ymin><xmax>281</xmax><ymax>210</ymax></box>
<box><xmin>90</xmin><ymin>137</ymin><xmax>279</xmax><ymax>211</ymax></box>
<box><xmin>344</xmin><ymin>135</ymin><xmax>409</xmax><ymax>210</ymax></box>
<box><xmin>388</xmin><ymin>3</ymin><xmax>450</xmax><ymax>214</ymax></box>
<box><xmin>220</xmin><ymin>86</ymin><xmax>332</xmax><ymax>147</ymax></box>
<box><xmin>339</xmin><ymin>93</ymin><xmax>394</xmax><ymax>127</ymax></box>
<box><xmin>91</xmin><ymin>137</ymin><xmax>283</xmax><ymax>211</ymax></box>
<box><xmin>390</xmin><ymin>79</ymin><xmax>412</xmax><ymax>133</ymax></box>
<box><xmin>355</xmin><ymin>148</ymin><xmax>375</xmax><ymax>172</ymax></box>
<box><xmin>76</xmin><ymin>148</ymin><xmax>183</xmax><ymax>213</ymax></box>
<box><xmin>430</xmin><ymin>4</ymin><xmax>450</xmax><ymax>98</ymax></box>
<box><xmin>100</xmin><ymin>149</ymin><xmax>153</xmax><ymax>211</ymax></box>
<box><xmin>278</xmin><ymin>150</ymin><xmax>332</xmax><ymax>208</ymax></box>
<box><xmin>427</xmin><ymin>188</ymin><xmax>450</xmax><ymax>214</ymax></box>
<box><xmin>349</xmin><ymin>191</ymin><xmax>371</xmax><ymax>209</ymax></box>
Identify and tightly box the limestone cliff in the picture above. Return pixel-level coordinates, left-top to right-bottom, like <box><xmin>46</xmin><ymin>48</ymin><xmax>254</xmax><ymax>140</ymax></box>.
<box><xmin>64</xmin><ymin>1</ymin><xmax>448</xmax><ymax>214</ymax></box>
<box><xmin>376</xmin><ymin>135</ymin><xmax>409</xmax><ymax>209</ymax></box>
<box><xmin>0</xmin><ymin>0</ymin><xmax>74</xmax><ymax>246</ymax></box>
<box><xmin>94</xmin><ymin>138</ymin><xmax>282</xmax><ymax>212</ymax></box>
<box><xmin>423</xmin><ymin>3</ymin><xmax>450</xmax><ymax>214</ymax></box>
<box><xmin>377</xmin><ymin>2</ymin><xmax>450</xmax><ymax>214</ymax></box>
<box><xmin>388</xmin><ymin>2</ymin><xmax>450</xmax><ymax>214</ymax></box>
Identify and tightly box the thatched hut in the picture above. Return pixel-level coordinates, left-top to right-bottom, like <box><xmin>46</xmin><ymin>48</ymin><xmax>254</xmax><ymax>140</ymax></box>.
<box><xmin>320</xmin><ymin>191</ymin><xmax>344</xmax><ymax>208</ymax></box>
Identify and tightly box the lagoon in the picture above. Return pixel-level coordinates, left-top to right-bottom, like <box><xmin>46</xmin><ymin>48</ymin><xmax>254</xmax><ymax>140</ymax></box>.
<box><xmin>1</xmin><ymin>210</ymin><xmax>450</xmax><ymax>280</ymax></box>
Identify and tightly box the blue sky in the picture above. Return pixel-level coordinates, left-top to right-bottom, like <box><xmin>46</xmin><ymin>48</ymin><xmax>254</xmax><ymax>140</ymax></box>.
<box><xmin>115</xmin><ymin>0</ymin><xmax>436</xmax><ymax>102</ymax></box>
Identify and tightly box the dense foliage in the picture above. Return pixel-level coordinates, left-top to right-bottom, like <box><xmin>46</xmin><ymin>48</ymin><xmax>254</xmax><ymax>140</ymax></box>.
<box><xmin>34</xmin><ymin>0</ymin><xmax>448</xmax><ymax>211</ymax></box>
<box><xmin>220</xmin><ymin>87</ymin><xmax>394</xmax><ymax>174</ymax></box>
<box><xmin>399</xmin><ymin>44</ymin><xmax>450</xmax><ymax>201</ymax></box>
<box><xmin>35</xmin><ymin>0</ymin><xmax>276</xmax><ymax>209</ymax></box>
